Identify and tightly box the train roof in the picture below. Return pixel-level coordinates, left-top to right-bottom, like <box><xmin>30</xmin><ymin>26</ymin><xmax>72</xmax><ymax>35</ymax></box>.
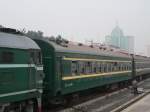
<box><xmin>33</xmin><ymin>37</ymin><xmax>131</xmax><ymax>59</ymax></box>
<box><xmin>134</xmin><ymin>54</ymin><xmax>150</xmax><ymax>61</ymax></box>
<box><xmin>0</xmin><ymin>31</ymin><xmax>40</xmax><ymax>50</ymax></box>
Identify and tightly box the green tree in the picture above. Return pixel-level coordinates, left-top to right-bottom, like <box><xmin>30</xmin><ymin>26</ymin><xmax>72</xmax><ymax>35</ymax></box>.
<box><xmin>26</xmin><ymin>30</ymin><xmax>44</xmax><ymax>38</ymax></box>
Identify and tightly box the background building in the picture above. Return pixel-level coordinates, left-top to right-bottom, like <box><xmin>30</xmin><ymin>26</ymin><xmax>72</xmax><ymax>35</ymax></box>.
<box><xmin>147</xmin><ymin>45</ymin><xmax>150</xmax><ymax>57</ymax></box>
<box><xmin>105</xmin><ymin>25</ymin><xmax>134</xmax><ymax>53</ymax></box>
<box><xmin>127</xmin><ymin>36</ymin><xmax>134</xmax><ymax>54</ymax></box>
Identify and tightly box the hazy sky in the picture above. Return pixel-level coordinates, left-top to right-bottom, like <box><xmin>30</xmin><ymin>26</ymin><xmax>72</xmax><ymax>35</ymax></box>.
<box><xmin>0</xmin><ymin>0</ymin><xmax>150</xmax><ymax>55</ymax></box>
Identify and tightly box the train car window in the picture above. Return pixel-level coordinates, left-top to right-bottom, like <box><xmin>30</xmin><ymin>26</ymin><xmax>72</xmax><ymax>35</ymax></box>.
<box><xmin>2</xmin><ymin>52</ymin><xmax>14</xmax><ymax>63</ymax></box>
<box><xmin>129</xmin><ymin>63</ymin><xmax>131</xmax><ymax>70</ymax></box>
<box><xmin>124</xmin><ymin>64</ymin><xmax>127</xmax><ymax>70</ymax></box>
<box><xmin>92</xmin><ymin>62</ymin><xmax>98</xmax><ymax>73</ymax></box>
<box><xmin>123</xmin><ymin>64</ymin><xmax>125</xmax><ymax>70</ymax></box>
<box><xmin>96</xmin><ymin>62</ymin><xmax>99</xmax><ymax>73</ymax></box>
<box><xmin>137</xmin><ymin>63</ymin><xmax>139</xmax><ymax>69</ymax></box>
<box><xmin>103</xmin><ymin>66</ymin><xmax>106</xmax><ymax>72</ymax></box>
<box><xmin>103</xmin><ymin>63</ymin><xmax>107</xmax><ymax>72</ymax></box>
<box><xmin>138</xmin><ymin>63</ymin><xmax>141</xmax><ymax>69</ymax></box>
<box><xmin>94</xmin><ymin>67</ymin><xmax>97</xmax><ymax>73</ymax></box>
<box><xmin>117</xmin><ymin>63</ymin><xmax>119</xmax><ymax>71</ymax></box>
<box><xmin>110</xmin><ymin>63</ymin><xmax>113</xmax><ymax>72</ymax></box>
<box><xmin>112</xmin><ymin>63</ymin><xmax>114</xmax><ymax>71</ymax></box>
<box><xmin>123</xmin><ymin>64</ymin><xmax>125</xmax><ymax>71</ymax></box>
<box><xmin>119</xmin><ymin>65</ymin><xmax>121</xmax><ymax>71</ymax></box>
<box><xmin>137</xmin><ymin>63</ymin><xmax>138</xmax><ymax>69</ymax></box>
<box><xmin>85</xmin><ymin>61</ymin><xmax>92</xmax><ymax>74</ymax></box>
<box><xmin>113</xmin><ymin>62</ymin><xmax>118</xmax><ymax>71</ymax></box>
<box><xmin>106</xmin><ymin>63</ymin><xmax>109</xmax><ymax>72</ymax></box>
<box><xmin>91</xmin><ymin>62</ymin><xmax>94</xmax><ymax>73</ymax></box>
<box><xmin>124</xmin><ymin>64</ymin><xmax>126</xmax><ymax>70</ymax></box>
<box><xmin>126</xmin><ymin>64</ymin><xmax>129</xmax><ymax>70</ymax></box>
<box><xmin>114</xmin><ymin>62</ymin><xmax>117</xmax><ymax>66</ymax></box>
<box><xmin>123</xmin><ymin>63</ymin><xmax>125</xmax><ymax>70</ymax></box>
<box><xmin>81</xmin><ymin>67</ymin><xmax>85</xmax><ymax>74</ymax></box>
<box><xmin>120</xmin><ymin>64</ymin><xmax>122</xmax><ymax>71</ymax></box>
<box><xmin>71</xmin><ymin>61</ymin><xmax>78</xmax><ymax>76</ymax></box>
<box><xmin>79</xmin><ymin>61</ymin><xmax>85</xmax><ymax>74</ymax></box>
<box><xmin>106</xmin><ymin>63</ymin><xmax>108</xmax><ymax>72</ymax></box>
<box><xmin>126</xmin><ymin>64</ymin><xmax>128</xmax><ymax>70</ymax></box>
<box><xmin>101</xmin><ymin>63</ymin><xmax>104</xmax><ymax>72</ymax></box>
<box><xmin>99</xmin><ymin>63</ymin><xmax>102</xmax><ymax>73</ymax></box>
<box><xmin>107</xmin><ymin>63</ymin><xmax>111</xmax><ymax>72</ymax></box>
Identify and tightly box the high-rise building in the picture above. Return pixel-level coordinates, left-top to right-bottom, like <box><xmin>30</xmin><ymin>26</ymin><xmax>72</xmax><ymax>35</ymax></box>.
<box><xmin>105</xmin><ymin>25</ymin><xmax>134</xmax><ymax>53</ymax></box>
<box><xmin>147</xmin><ymin>45</ymin><xmax>150</xmax><ymax>57</ymax></box>
<box><xmin>127</xmin><ymin>36</ymin><xmax>134</xmax><ymax>54</ymax></box>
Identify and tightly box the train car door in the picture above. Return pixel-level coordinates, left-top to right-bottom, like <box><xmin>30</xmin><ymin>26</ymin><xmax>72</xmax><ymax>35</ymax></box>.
<box><xmin>55</xmin><ymin>56</ymin><xmax>62</xmax><ymax>95</ymax></box>
<box><xmin>28</xmin><ymin>50</ymin><xmax>36</xmax><ymax>90</ymax></box>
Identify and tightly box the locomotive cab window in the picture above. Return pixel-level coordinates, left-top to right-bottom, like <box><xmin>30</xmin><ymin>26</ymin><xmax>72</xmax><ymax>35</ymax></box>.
<box><xmin>30</xmin><ymin>51</ymin><xmax>42</xmax><ymax>64</ymax></box>
<box><xmin>1</xmin><ymin>51</ymin><xmax>14</xmax><ymax>63</ymax></box>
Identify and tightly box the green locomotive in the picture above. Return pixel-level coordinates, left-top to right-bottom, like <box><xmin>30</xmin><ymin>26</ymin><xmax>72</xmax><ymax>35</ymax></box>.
<box><xmin>32</xmin><ymin>37</ymin><xmax>138</xmax><ymax>106</ymax></box>
<box><xmin>0</xmin><ymin>28</ymin><xmax>43</xmax><ymax>112</ymax></box>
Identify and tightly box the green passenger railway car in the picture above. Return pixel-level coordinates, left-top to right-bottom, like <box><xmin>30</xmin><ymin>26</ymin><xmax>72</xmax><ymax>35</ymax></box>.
<box><xmin>32</xmin><ymin>37</ymin><xmax>134</xmax><ymax>105</ymax></box>
<box><xmin>0</xmin><ymin>28</ymin><xmax>43</xmax><ymax>112</ymax></box>
<box><xmin>1</xmin><ymin>27</ymin><xmax>150</xmax><ymax>111</ymax></box>
<box><xmin>134</xmin><ymin>55</ymin><xmax>150</xmax><ymax>77</ymax></box>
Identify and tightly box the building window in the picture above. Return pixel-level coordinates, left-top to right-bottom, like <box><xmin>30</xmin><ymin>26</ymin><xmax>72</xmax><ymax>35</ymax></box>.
<box><xmin>2</xmin><ymin>52</ymin><xmax>14</xmax><ymax>63</ymax></box>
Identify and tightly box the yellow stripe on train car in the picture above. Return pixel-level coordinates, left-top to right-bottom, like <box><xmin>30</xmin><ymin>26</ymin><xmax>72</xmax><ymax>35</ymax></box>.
<box><xmin>63</xmin><ymin>57</ymin><xmax>131</xmax><ymax>63</ymax></box>
<box><xmin>62</xmin><ymin>70</ymin><xmax>132</xmax><ymax>80</ymax></box>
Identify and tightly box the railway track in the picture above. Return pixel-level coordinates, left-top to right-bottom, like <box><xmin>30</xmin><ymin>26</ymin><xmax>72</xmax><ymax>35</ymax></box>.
<box><xmin>111</xmin><ymin>79</ymin><xmax>150</xmax><ymax>112</ymax></box>
<box><xmin>48</xmin><ymin>78</ymin><xmax>150</xmax><ymax>112</ymax></box>
<box><xmin>111</xmin><ymin>91</ymin><xmax>150</xmax><ymax>112</ymax></box>
<box><xmin>58</xmin><ymin>88</ymin><xmax>133</xmax><ymax>112</ymax></box>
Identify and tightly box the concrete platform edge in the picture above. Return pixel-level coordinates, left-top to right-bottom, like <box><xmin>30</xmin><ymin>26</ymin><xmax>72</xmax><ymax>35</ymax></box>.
<box><xmin>110</xmin><ymin>91</ymin><xmax>150</xmax><ymax>112</ymax></box>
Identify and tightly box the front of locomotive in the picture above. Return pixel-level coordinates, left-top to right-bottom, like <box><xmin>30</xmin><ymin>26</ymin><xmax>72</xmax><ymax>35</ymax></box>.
<box><xmin>29</xmin><ymin>50</ymin><xmax>44</xmax><ymax>91</ymax></box>
<box><xmin>0</xmin><ymin>28</ymin><xmax>44</xmax><ymax>112</ymax></box>
<box><xmin>28</xmin><ymin>43</ymin><xmax>44</xmax><ymax>112</ymax></box>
